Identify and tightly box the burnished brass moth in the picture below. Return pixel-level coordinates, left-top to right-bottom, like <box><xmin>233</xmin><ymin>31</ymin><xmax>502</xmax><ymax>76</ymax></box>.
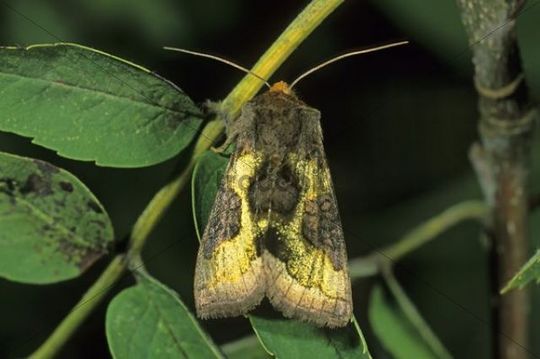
<box><xmin>195</xmin><ymin>81</ymin><xmax>351</xmax><ymax>327</ymax></box>
<box><xmin>181</xmin><ymin>41</ymin><xmax>408</xmax><ymax>327</ymax></box>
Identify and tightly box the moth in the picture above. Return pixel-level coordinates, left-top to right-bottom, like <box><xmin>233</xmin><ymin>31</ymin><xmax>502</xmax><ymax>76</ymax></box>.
<box><xmin>166</xmin><ymin>42</ymin><xmax>407</xmax><ymax>327</ymax></box>
<box><xmin>196</xmin><ymin>80</ymin><xmax>351</xmax><ymax>327</ymax></box>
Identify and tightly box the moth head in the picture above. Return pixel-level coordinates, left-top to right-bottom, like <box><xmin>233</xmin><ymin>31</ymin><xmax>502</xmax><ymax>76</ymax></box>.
<box><xmin>269</xmin><ymin>81</ymin><xmax>293</xmax><ymax>96</ymax></box>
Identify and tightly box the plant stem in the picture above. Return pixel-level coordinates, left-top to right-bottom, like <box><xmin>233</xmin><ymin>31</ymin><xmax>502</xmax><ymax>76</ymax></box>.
<box><xmin>29</xmin><ymin>1</ymin><xmax>344</xmax><ymax>357</ymax></box>
<box><xmin>381</xmin><ymin>201</ymin><xmax>488</xmax><ymax>261</ymax></box>
<box><xmin>28</xmin><ymin>120</ymin><xmax>222</xmax><ymax>359</ymax></box>
<box><xmin>128</xmin><ymin>119</ymin><xmax>223</xmax><ymax>259</ymax></box>
<box><xmin>456</xmin><ymin>1</ymin><xmax>537</xmax><ymax>358</ymax></box>
<box><xmin>348</xmin><ymin>200</ymin><xmax>488</xmax><ymax>279</ymax></box>
<box><xmin>29</xmin><ymin>255</ymin><xmax>126</xmax><ymax>359</ymax></box>
<box><xmin>220</xmin><ymin>0</ymin><xmax>344</xmax><ymax>118</ymax></box>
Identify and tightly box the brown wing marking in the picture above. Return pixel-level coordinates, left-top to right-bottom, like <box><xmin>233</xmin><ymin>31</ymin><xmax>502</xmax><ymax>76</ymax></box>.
<box><xmin>194</xmin><ymin>151</ymin><xmax>266</xmax><ymax>318</ymax></box>
<box><xmin>264</xmin><ymin>155</ymin><xmax>352</xmax><ymax>328</ymax></box>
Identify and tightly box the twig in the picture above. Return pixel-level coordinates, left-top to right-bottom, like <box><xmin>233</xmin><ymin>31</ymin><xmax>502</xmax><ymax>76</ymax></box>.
<box><xmin>456</xmin><ymin>1</ymin><xmax>537</xmax><ymax>358</ymax></box>
<box><xmin>348</xmin><ymin>200</ymin><xmax>488</xmax><ymax>279</ymax></box>
<box><xmin>29</xmin><ymin>256</ymin><xmax>126</xmax><ymax>359</ymax></box>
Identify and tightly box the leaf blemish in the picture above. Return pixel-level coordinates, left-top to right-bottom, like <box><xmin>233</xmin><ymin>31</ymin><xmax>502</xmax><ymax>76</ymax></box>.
<box><xmin>59</xmin><ymin>181</ymin><xmax>74</xmax><ymax>192</ymax></box>
<box><xmin>77</xmin><ymin>250</ymin><xmax>104</xmax><ymax>271</ymax></box>
<box><xmin>33</xmin><ymin>159</ymin><xmax>60</xmax><ymax>175</ymax></box>
<box><xmin>0</xmin><ymin>178</ymin><xmax>18</xmax><ymax>206</ymax></box>
<box><xmin>87</xmin><ymin>200</ymin><xmax>103</xmax><ymax>214</ymax></box>
<box><xmin>20</xmin><ymin>173</ymin><xmax>53</xmax><ymax>196</ymax></box>
<box><xmin>58</xmin><ymin>238</ymin><xmax>105</xmax><ymax>271</ymax></box>
<box><xmin>0</xmin><ymin>177</ymin><xmax>17</xmax><ymax>194</ymax></box>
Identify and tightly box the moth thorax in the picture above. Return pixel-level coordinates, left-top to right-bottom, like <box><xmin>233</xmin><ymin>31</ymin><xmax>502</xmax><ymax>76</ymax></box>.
<box><xmin>248</xmin><ymin>163</ymin><xmax>299</xmax><ymax>215</ymax></box>
<box><xmin>270</xmin><ymin>154</ymin><xmax>281</xmax><ymax>167</ymax></box>
<box><xmin>257</xmin><ymin>103</ymin><xmax>303</xmax><ymax>153</ymax></box>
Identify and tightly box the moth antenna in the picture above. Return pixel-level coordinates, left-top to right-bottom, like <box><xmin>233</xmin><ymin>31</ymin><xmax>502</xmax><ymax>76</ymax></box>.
<box><xmin>289</xmin><ymin>40</ymin><xmax>409</xmax><ymax>89</ymax></box>
<box><xmin>163</xmin><ymin>47</ymin><xmax>271</xmax><ymax>89</ymax></box>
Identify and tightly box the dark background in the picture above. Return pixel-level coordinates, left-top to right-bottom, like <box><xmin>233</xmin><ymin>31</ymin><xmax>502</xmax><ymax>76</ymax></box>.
<box><xmin>1</xmin><ymin>0</ymin><xmax>539</xmax><ymax>358</ymax></box>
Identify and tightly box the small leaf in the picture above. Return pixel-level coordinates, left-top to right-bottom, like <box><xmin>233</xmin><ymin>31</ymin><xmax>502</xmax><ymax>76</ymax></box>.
<box><xmin>191</xmin><ymin>149</ymin><xmax>229</xmax><ymax>241</ymax></box>
<box><xmin>0</xmin><ymin>43</ymin><xmax>204</xmax><ymax>167</ymax></box>
<box><xmin>249</xmin><ymin>314</ymin><xmax>371</xmax><ymax>359</ymax></box>
<box><xmin>106</xmin><ymin>272</ymin><xmax>223</xmax><ymax>359</ymax></box>
<box><xmin>502</xmin><ymin>249</ymin><xmax>540</xmax><ymax>293</ymax></box>
<box><xmin>369</xmin><ymin>283</ymin><xmax>452</xmax><ymax>359</ymax></box>
<box><xmin>0</xmin><ymin>151</ymin><xmax>114</xmax><ymax>283</ymax></box>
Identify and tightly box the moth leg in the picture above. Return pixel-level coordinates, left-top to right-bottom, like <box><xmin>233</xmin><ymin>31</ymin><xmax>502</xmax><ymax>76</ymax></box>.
<box><xmin>210</xmin><ymin>137</ymin><xmax>234</xmax><ymax>154</ymax></box>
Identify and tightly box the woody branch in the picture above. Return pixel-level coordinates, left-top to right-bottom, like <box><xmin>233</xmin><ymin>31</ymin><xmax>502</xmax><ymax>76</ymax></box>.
<box><xmin>456</xmin><ymin>1</ymin><xmax>537</xmax><ymax>358</ymax></box>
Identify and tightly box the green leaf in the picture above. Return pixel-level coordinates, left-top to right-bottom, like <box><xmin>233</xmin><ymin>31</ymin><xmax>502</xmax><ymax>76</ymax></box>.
<box><xmin>369</xmin><ymin>282</ymin><xmax>452</xmax><ymax>359</ymax></box>
<box><xmin>249</xmin><ymin>315</ymin><xmax>371</xmax><ymax>359</ymax></box>
<box><xmin>191</xmin><ymin>149</ymin><xmax>229</xmax><ymax>241</ymax></box>
<box><xmin>502</xmin><ymin>249</ymin><xmax>540</xmax><ymax>293</ymax></box>
<box><xmin>0</xmin><ymin>43</ymin><xmax>203</xmax><ymax>167</ymax></box>
<box><xmin>221</xmin><ymin>335</ymin><xmax>270</xmax><ymax>359</ymax></box>
<box><xmin>0</xmin><ymin>151</ymin><xmax>114</xmax><ymax>283</ymax></box>
<box><xmin>106</xmin><ymin>272</ymin><xmax>223</xmax><ymax>359</ymax></box>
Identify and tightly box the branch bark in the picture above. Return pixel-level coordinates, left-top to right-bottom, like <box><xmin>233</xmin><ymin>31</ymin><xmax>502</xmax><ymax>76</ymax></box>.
<box><xmin>456</xmin><ymin>1</ymin><xmax>537</xmax><ymax>358</ymax></box>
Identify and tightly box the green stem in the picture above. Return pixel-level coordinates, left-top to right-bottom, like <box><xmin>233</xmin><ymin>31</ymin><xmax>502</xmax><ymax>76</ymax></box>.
<box><xmin>381</xmin><ymin>200</ymin><xmax>488</xmax><ymax>261</ymax></box>
<box><xmin>349</xmin><ymin>200</ymin><xmax>488</xmax><ymax>279</ymax></box>
<box><xmin>29</xmin><ymin>255</ymin><xmax>126</xmax><ymax>359</ymax></box>
<box><xmin>128</xmin><ymin>119</ymin><xmax>223</xmax><ymax>259</ymax></box>
<box><xmin>29</xmin><ymin>121</ymin><xmax>224</xmax><ymax>359</ymax></box>
<box><xmin>29</xmin><ymin>1</ymin><xmax>344</xmax><ymax>357</ymax></box>
<box><xmin>220</xmin><ymin>0</ymin><xmax>344</xmax><ymax>118</ymax></box>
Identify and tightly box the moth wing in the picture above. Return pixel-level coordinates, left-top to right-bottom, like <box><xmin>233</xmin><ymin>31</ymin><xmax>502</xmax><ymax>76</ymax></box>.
<box><xmin>194</xmin><ymin>151</ymin><xmax>265</xmax><ymax>319</ymax></box>
<box><xmin>264</xmin><ymin>111</ymin><xmax>353</xmax><ymax>328</ymax></box>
